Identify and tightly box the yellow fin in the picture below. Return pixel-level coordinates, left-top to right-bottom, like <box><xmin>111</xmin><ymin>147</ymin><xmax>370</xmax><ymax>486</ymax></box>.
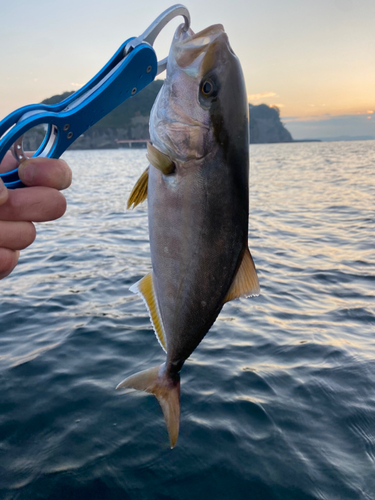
<box><xmin>147</xmin><ymin>142</ymin><xmax>175</xmax><ymax>175</ymax></box>
<box><xmin>127</xmin><ymin>167</ymin><xmax>149</xmax><ymax>209</ymax></box>
<box><xmin>129</xmin><ymin>273</ymin><xmax>167</xmax><ymax>352</ymax></box>
<box><xmin>224</xmin><ymin>248</ymin><xmax>260</xmax><ymax>303</ymax></box>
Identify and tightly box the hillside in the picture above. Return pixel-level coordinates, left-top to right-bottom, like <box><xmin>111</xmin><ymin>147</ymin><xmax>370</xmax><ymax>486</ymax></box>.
<box><xmin>22</xmin><ymin>84</ymin><xmax>294</xmax><ymax>150</ymax></box>
<box><xmin>40</xmin><ymin>81</ymin><xmax>163</xmax><ymax>149</ymax></box>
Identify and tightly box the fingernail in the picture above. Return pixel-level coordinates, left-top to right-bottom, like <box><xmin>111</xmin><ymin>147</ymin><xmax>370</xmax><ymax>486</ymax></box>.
<box><xmin>0</xmin><ymin>179</ymin><xmax>8</xmax><ymax>203</ymax></box>
<box><xmin>19</xmin><ymin>161</ymin><xmax>36</xmax><ymax>184</ymax></box>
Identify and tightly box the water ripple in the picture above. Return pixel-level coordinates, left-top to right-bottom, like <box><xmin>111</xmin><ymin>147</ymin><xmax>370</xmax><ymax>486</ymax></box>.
<box><xmin>1</xmin><ymin>142</ymin><xmax>375</xmax><ymax>499</ymax></box>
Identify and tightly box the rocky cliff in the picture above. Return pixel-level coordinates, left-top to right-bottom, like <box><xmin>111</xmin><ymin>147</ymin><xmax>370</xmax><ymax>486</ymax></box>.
<box><xmin>249</xmin><ymin>104</ymin><xmax>293</xmax><ymax>143</ymax></box>
<box><xmin>22</xmin><ymin>86</ymin><xmax>294</xmax><ymax>150</ymax></box>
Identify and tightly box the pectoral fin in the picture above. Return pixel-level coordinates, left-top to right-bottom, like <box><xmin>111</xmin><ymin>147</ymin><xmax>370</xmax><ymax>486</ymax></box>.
<box><xmin>224</xmin><ymin>248</ymin><xmax>260</xmax><ymax>303</ymax></box>
<box><xmin>147</xmin><ymin>143</ymin><xmax>175</xmax><ymax>175</ymax></box>
<box><xmin>129</xmin><ymin>272</ymin><xmax>167</xmax><ymax>352</ymax></box>
<box><xmin>127</xmin><ymin>143</ymin><xmax>175</xmax><ymax>210</ymax></box>
<box><xmin>127</xmin><ymin>167</ymin><xmax>149</xmax><ymax>209</ymax></box>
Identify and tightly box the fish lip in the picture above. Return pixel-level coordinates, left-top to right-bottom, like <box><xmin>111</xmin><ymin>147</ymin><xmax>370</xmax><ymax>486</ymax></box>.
<box><xmin>172</xmin><ymin>24</ymin><xmax>229</xmax><ymax>71</ymax></box>
<box><xmin>178</xmin><ymin>24</ymin><xmax>225</xmax><ymax>43</ymax></box>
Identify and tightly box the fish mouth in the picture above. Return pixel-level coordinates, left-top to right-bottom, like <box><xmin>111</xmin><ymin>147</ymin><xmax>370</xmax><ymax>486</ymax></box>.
<box><xmin>178</xmin><ymin>24</ymin><xmax>225</xmax><ymax>46</ymax></box>
<box><xmin>172</xmin><ymin>24</ymin><xmax>230</xmax><ymax>71</ymax></box>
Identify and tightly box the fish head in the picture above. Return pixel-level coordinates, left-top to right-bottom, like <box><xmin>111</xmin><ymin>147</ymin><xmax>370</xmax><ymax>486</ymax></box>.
<box><xmin>150</xmin><ymin>24</ymin><xmax>249</xmax><ymax>164</ymax></box>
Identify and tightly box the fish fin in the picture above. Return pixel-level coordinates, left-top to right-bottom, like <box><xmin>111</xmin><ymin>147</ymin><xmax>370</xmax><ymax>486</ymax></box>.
<box><xmin>147</xmin><ymin>143</ymin><xmax>175</xmax><ymax>175</ymax></box>
<box><xmin>116</xmin><ymin>365</ymin><xmax>181</xmax><ymax>448</ymax></box>
<box><xmin>127</xmin><ymin>167</ymin><xmax>149</xmax><ymax>209</ymax></box>
<box><xmin>129</xmin><ymin>273</ymin><xmax>167</xmax><ymax>352</ymax></box>
<box><xmin>224</xmin><ymin>247</ymin><xmax>260</xmax><ymax>303</ymax></box>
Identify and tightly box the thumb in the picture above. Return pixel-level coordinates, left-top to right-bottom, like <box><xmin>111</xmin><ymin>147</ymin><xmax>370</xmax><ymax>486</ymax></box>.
<box><xmin>0</xmin><ymin>178</ymin><xmax>9</xmax><ymax>206</ymax></box>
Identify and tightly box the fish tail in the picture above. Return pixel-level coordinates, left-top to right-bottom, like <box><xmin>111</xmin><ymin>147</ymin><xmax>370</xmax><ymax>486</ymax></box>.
<box><xmin>116</xmin><ymin>364</ymin><xmax>180</xmax><ymax>448</ymax></box>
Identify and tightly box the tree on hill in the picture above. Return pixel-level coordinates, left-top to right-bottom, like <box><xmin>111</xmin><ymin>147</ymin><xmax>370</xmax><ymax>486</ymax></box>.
<box><xmin>41</xmin><ymin>80</ymin><xmax>164</xmax><ymax>130</ymax></box>
<box><xmin>38</xmin><ymin>85</ymin><xmax>294</xmax><ymax>148</ymax></box>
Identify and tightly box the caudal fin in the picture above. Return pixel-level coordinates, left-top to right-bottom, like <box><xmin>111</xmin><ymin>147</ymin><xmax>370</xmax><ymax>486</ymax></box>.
<box><xmin>116</xmin><ymin>365</ymin><xmax>180</xmax><ymax>448</ymax></box>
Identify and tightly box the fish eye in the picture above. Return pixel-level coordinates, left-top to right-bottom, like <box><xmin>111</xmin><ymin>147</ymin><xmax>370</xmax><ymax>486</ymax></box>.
<box><xmin>201</xmin><ymin>79</ymin><xmax>215</xmax><ymax>97</ymax></box>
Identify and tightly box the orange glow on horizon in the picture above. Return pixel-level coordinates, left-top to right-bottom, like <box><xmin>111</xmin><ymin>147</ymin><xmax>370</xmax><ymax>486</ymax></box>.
<box><xmin>247</xmin><ymin>101</ymin><xmax>375</xmax><ymax>120</ymax></box>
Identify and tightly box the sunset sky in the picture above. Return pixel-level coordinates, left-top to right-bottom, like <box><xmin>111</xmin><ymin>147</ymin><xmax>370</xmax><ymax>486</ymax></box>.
<box><xmin>0</xmin><ymin>0</ymin><xmax>374</xmax><ymax>139</ymax></box>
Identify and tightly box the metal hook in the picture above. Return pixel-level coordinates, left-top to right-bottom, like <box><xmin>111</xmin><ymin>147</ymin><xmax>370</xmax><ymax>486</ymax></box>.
<box><xmin>0</xmin><ymin>4</ymin><xmax>192</xmax><ymax>187</ymax></box>
<box><xmin>124</xmin><ymin>4</ymin><xmax>190</xmax><ymax>75</ymax></box>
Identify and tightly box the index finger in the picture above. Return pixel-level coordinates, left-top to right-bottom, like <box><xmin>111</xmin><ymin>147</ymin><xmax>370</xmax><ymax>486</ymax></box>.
<box><xmin>18</xmin><ymin>157</ymin><xmax>72</xmax><ymax>190</ymax></box>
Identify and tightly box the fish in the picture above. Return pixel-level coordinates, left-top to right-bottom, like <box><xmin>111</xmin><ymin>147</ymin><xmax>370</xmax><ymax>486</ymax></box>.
<box><xmin>117</xmin><ymin>23</ymin><xmax>260</xmax><ymax>448</ymax></box>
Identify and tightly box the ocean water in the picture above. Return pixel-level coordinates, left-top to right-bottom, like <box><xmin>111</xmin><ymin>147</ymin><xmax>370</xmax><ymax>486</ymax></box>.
<box><xmin>0</xmin><ymin>141</ymin><xmax>374</xmax><ymax>500</ymax></box>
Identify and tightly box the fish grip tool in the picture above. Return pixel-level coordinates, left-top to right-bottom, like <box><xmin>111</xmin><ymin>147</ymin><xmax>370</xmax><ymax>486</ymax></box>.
<box><xmin>0</xmin><ymin>4</ymin><xmax>190</xmax><ymax>189</ymax></box>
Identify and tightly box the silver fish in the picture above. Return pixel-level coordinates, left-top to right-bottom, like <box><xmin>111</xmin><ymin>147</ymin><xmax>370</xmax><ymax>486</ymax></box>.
<box><xmin>117</xmin><ymin>23</ymin><xmax>260</xmax><ymax>448</ymax></box>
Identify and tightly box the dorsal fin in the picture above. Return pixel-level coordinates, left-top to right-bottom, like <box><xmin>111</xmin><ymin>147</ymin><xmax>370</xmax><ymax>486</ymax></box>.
<box><xmin>129</xmin><ymin>273</ymin><xmax>167</xmax><ymax>352</ymax></box>
<box><xmin>127</xmin><ymin>167</ymin><xmax>149</xmax><ymax>209</ymax></box>
<box><xmin>224</xmin><ymin>248</ymin><xmax>260</xmax><ymax>303</ymax></box>
<box><xmin>147</xmin><ymin>143</ymin><xmax>175</xmax><ymax>174</ymax></box>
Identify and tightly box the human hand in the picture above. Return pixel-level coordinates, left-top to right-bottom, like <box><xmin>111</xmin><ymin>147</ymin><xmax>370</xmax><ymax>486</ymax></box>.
<box><xmin>0</xmin><ymin>152</ymin><xmax>72</xmax><ymax>279</ymax></box>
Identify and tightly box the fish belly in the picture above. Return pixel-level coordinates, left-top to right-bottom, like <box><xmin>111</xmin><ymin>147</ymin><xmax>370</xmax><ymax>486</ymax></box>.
<box><xmin>147</xmin><ymin>157</ymin><xmax>247</xmax><ymax>369</ymax></box>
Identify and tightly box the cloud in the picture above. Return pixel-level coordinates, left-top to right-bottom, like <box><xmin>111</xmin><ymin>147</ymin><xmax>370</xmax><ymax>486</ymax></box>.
<box><xmin>247</xmin><ymin>92</ymin><xmax>277</xmax><ymax>101</ymax></box>
<box><xmin>71</xmin><ymin>83</ymin><xmax>83</xmax><ymax>87</ymax></box>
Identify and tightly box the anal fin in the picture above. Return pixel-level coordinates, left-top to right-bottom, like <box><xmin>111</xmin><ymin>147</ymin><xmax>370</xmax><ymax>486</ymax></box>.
<box><xmin>224</xmin><ymin>247</ymin><xmax>260</xmax><ymax>303</ymax></box>
<box><xmin>130</xmin><ymin>272</ymin><xmax>167</xmax><ymax>352</ymax></box>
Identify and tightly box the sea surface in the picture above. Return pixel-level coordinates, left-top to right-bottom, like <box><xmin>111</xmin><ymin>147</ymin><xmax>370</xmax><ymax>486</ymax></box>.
<box><xmin>0</xmin><ymin>141</ymin><xmax>374</xmax><ymax>500</ymax></box>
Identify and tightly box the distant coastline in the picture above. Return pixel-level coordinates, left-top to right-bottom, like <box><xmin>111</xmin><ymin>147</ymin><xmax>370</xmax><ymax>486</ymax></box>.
<box><xmin>22</xmin><ymin>86</ymin><xmax>371</xmax><ymax>151</ymax></box>
<box><xmin>293</xmin><ymin>139</ymin><xmax>322</xmax><ymax>143</ymax></box>
<box><xmin>293</xmin><ymin>136</ymin><xmax>375</xmax><ymax>143</ymax></box>
<box><xmin>313</xmin><ymin>135</ymin><xmax>375</xmax><ymax>142</ymax></box>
